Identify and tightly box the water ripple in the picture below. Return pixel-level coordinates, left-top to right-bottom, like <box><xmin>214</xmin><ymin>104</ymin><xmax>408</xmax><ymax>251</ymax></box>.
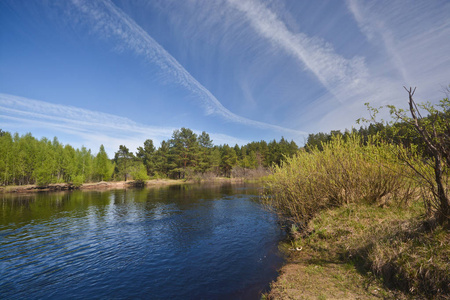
<box><xmin>0</xmin><ymin>185</ymin><xmax>283</xmax><ymax>299</ymax></box>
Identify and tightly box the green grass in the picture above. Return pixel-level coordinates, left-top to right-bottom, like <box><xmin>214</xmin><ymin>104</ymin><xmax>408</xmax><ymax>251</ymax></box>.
<box><xmin>274</xmin><ymin>201</ymin><xmax>449</xmax><ymax>299</ymax></box>
<box><xmin>264</xmin><ymin>134</ymin><xmax>448</xmax><ymax>299</ymax></box>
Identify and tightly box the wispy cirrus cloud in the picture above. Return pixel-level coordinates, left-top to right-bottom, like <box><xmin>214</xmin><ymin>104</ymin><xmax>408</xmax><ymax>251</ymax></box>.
<box><xmin>0</xmin><ymin>93</ymin><xmax>174</xmax><ymax>155</ymax></box>
<box><xmin>224</xmin><ymin>0</ymin><xmax>450</xmax><ymax>132</ymax></box>
<box><xmin>346</xmin><ymin>0</ymin><xmax>450</xmax><ymax>96</ymax></box>
<box><xmin>346</xmin><ymin>0</ymin><xmax>410</xmax><ymax>83</ymax></box>
<box><xmin>0</xmin><ymin>93</ymin><xmax>249</xmax><ymax>155</ymax></box>
<box><xmin>225</xmin><ymin>0</ymin><xmax>370</xmax><ymax>101</ymax></box>
<box><xmin>224</xmin><ymin>0</ymin><xmax>385</xmax><ymax>132</ymax></box>
<box><xmin>68</xmin><ymin>0</ymin><xmax>305</xmax><ymax>137</ymax></box>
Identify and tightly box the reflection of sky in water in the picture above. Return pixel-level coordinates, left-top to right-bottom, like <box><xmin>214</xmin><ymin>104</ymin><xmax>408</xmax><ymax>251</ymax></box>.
<box><xmin>0</xmin><ymin>184</ymin><xmax>284</xmax><ymax>299</ymax></box>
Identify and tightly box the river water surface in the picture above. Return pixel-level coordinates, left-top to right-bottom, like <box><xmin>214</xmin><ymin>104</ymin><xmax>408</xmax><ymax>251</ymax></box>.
<box><xmin>0</xmin><ymin>183</ymin><xmax>284</xmax><ymax>299</ymax></box>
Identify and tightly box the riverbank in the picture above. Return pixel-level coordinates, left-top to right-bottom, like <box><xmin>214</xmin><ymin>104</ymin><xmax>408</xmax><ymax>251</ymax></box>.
<box><xmin>265</xmin><ymin>201</ymin><xmax>449</xmax><ymax>299</ymax></box>
<box><xmin>0</xmin><ymin>179</ymin><xmax>179</xmax><ymax>193</ymax></box>
<box><xmin>0</xmin><ymin>177</ymin><xmax>250</xmax><ymax>194</ymax></box>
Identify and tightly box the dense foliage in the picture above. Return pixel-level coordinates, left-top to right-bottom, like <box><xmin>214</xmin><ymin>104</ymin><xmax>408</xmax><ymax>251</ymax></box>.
<box><xmin>306</xmin><ymin>123</ymin><xmax>430</xmax><ymax>154</ymax></box>
<box><xmin>265</xmin><ymin>134</ymin><xmax>417</xmax><ymax>229</ymax></box>
<box><xmin>304</xmin><ymin>92</ymin><xmax>449</xmax><ymax>227</ymax></box>
<box><xmin>265</xmin><ymin>89</ymin><xmax>449</xmax><ymax>298</ymax></box>
<box><xmin>0</xmin><ymin>128</ymin><xmax>298</xmax><ymax>186</ymax></box>
<box><xmin>357</xmin><ymin>90</ymin><xmax>450</xmax><ymax>227</ymax></box>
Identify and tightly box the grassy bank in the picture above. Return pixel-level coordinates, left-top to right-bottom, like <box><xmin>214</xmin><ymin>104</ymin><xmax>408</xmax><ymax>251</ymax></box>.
<box><xmin>265</xmin><ymin>201</ymin><xmax>449</xmax><ymax>299</ymax></box>
<box><xmin>263</xmin><ymin>134</ymin><xmax>449</xmax><ymax>299</ymax></box>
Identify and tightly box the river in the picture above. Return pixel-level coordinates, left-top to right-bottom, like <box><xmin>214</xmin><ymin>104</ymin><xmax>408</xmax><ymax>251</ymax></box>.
<box><xmin>0</xmin><ymin>183</ymin><xmax>284</xmax><ymax>299</ymax></box>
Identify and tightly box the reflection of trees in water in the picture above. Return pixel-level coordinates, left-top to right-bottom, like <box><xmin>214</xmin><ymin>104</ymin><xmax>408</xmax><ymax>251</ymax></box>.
<box><xmin>0</xmin><ymin>183</ymin><xmax>259</xmax><ymax>225</ymax></box>
<box><xmin>0</xmin><ymin>183</ymin><xmax>282</xmax><ymax>299</ymax></box>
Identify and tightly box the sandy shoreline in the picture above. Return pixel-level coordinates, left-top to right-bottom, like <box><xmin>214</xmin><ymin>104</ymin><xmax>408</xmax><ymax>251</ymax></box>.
<box><xmin>0</xmin><ymin>179</ymin><xmax>183</xmax><ymax>193</ymax></box>
<box><xmin>0</xmin><ymin>178</ymin><xmax>248</xmax><ymax>194</ymax></box>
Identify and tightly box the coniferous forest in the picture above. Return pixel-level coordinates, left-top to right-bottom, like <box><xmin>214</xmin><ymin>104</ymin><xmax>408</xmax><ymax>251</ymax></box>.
<box><xmin>0</xmin><ymin>127</ymin><xmax>298</xmax><ymax>186</ymax></box>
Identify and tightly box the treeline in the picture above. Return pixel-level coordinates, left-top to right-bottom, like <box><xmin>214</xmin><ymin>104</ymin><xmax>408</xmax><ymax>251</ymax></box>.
<box><xmin>305</xmin><ymin>108</ymin><xmax>450</xmax><ymax>156</ymax></box>
<box><xmin>0</xmin><ymin>128</ymin><xmax>298</xmax><ymax>186</ymax></box>
<box><xmin>305</xmin><ymin>124</ymin><xmax>422</xmax><ymax>154</ymax></box>
<box><xmin>305</xmin><ymin>125</ymin><xmax>409</xmax><ymax>151</ymax></box>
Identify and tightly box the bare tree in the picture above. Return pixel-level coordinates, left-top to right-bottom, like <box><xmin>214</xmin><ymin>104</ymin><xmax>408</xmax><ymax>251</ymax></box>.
<box><xmin>389</xmin><ymin>87</ymin><xmax>449</xmax><ymax>227</ymax></box>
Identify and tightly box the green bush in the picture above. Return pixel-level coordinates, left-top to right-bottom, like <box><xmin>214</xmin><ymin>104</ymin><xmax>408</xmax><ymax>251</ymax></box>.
<box><xmin>264</xmin><ymin>134</ymin><xmax>418</xmax><ymax>230</ymax></box>
<box><xmin>72</xmin><ymin>175</ymin><xmax>85</xmax><ymax>187</ymax></box>
<box><xmin>131</xmin><ymin>164</ymin><xmax>149</xmax><ymax>183</ymax></box>
<box><xmin>34</xmin><ymin>168</ymin><xmax>53</xmax><ymax>186</ymax></box>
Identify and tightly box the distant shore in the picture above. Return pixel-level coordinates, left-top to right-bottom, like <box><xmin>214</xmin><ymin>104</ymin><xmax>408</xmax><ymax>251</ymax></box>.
<box><xmin>0</xmin><ymin>177</ymin><xmax>248</xmax><ymax>194</ymax></box>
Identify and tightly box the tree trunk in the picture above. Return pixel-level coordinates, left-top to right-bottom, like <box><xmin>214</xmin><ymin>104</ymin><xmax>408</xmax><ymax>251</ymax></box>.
<box><xmin>435</xmin><ymin>155</ymin><xmax>450</xmax><ymax>227</ymax></box>
<box><xmin>406</xmin><ymin>87</ymin><xmax>449</xmax><ymax>228</ymax></box>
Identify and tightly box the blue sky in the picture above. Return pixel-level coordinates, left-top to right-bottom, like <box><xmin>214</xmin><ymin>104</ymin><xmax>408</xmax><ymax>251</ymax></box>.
<box><xmin>1</xmin><ymin>0</ymin><xmax>449</xmax><ymax>156</ymax></box>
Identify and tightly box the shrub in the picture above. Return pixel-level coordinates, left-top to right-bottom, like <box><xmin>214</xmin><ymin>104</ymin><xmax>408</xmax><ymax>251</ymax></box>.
<box><xmin>263</xmin><ymin>134</ymin><xmax>417</xmax><ymax>230</ymax></box>
<box><xmin>231</xmin><ymin>166</ymin><xmax>270</xmax><ymax>179</ymax></box>
<box><xmin>34</xmin><ymin>167</ymin><xmax>53</xmax><ymax>186</ymax></box>
<box><xmin>131</xmin><ymin>164</ymin><xmax>149</xmax><ymax>183</ymax></box>
<box><xmin>361</xmin><ymin>88</ymin><xmax>450</xmax><ymax>227</ymax></box>
<box><xmin>72</xmin><ymin>175</ymin><xmax>85</xmax><ymax>187</ymax></box>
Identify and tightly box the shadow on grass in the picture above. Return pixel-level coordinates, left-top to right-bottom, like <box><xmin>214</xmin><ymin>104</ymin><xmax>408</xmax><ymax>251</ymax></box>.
<box><xmin>342</xmin><ymin>218</ymin><xmax>449</xmax><ymax>299</ymax></box>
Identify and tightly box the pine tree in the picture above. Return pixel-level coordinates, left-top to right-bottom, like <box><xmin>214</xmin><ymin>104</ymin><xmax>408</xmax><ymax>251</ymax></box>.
<box><xmin>220</xmin><ymin>145</ymin><xmax>237</xmax><ymax>177</ymax></box>
<box><xmin>114</xmin><ymin>145</ymin><xmax>134</xmax><ymax>181</ymax></box>
<box><xmin>198</xmin><ymin>131</ymin><xmax>214</xmax><ymax>174</ymax></box>
<box><xmin>136</xmin><ymin>139</ymin><xmax>156</xmax><ymax>176</ymax></box>
<box><xmin>169</xmin><ymin>128</ymin><xmax>199</xmax><ymax>178</ymax></box>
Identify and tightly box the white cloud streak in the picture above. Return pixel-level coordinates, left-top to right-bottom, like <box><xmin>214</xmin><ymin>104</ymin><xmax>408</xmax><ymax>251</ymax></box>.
<box><xmin>346</xmin><ymin>0</ymin><xmax>408</xmax><ymax>83</ymax></box>
<box><xmin>346</xmin><ymin>0</ymin><xmax>450</xmax><ymax>95</ymax></box>
<box><xmin>223</xmin><ymin>0</ymin><xmax>387</xmax><ymax>132</ymax></box>
<box><xmin>225</xmin><ymin>0</ymin><xmax>450</xmax><ymax>132</ymax></box>
<box><xmin>69</xmin><ymin>0</ymin><xmax>305</xmax><ymax>137</ymax></box>
<box><xmin>0</xmin><ymin>93</ymin><xmax>172</xmax><ymax>136</ymax></box>
<box><xmin>0</xmin><ymin>93</ymin><xmax>173</xmax><ymax>155</ymax></box>
<box><xmin>0</xmin><ymin>93</ymin><xmax>248</xmax><ymax>156</ymax></box>
<box><xmin>226</xmin><ymin>0</ymin><xmax>370</xmax><ymax>101</ymax></box>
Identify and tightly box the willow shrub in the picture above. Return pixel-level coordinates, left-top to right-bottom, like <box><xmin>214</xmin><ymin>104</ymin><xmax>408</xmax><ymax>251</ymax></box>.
<box><xmin>264</xmin><ymin>134</ymin><xmax>418</xmax><ymax>230</ymax></box>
